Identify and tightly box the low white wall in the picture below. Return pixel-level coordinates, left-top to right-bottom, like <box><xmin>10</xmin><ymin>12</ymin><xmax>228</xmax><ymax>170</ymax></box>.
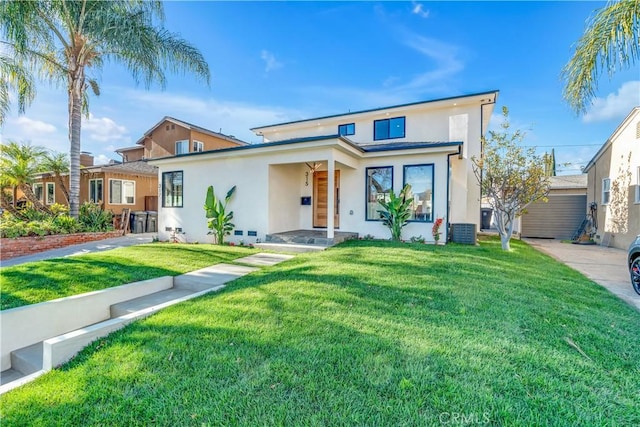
<box><xmin>1</xmin><ymin>276</ymin><xmax>173</xmax><ymax>371</ymax></box>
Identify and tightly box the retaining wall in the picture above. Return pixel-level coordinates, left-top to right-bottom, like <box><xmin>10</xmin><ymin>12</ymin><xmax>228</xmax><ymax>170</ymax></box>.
<box><xmin>0</xmin><ymin>231</ymin><xmax>123</xmax><ymax>261</ymax></box>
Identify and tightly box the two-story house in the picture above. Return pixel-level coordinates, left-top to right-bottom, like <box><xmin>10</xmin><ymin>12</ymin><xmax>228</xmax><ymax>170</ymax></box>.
<box><xmin>115</xmin><ymin>117</ymin><xmax>247</xmax><ymax>162</ymax></box>
<box><xmin>150</xmin><ymin>90</ymin><xmax>498</xmax><ymax>244</ymax></box>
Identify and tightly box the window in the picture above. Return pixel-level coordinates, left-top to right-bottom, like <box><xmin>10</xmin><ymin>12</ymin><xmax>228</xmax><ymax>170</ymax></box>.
<box><xmin>33</xmin><ymin>183</ymin><xmax>43</xmax><ymax>202</ymax></box>
<box><xmin>162</xmin><ymin>171</ymin><xmax>183</xmax><ymax>208</ymax></box>
<box><xmin>109</xmin><ymin>179</ymin><xmax>135</xmax><ymax>205</ymax></box>
<box><xmin>366</xmin><ymin>166</ymin><xmax>393</xmax><ymax>220</ymax></box>
<box><xmin>403</xmin><ymin>164</ymin><xmax>434</xmax><ymax>222</ymax></box>
<box><xmin>338</xmin><ymin>123</ymin><xmax>355</xmax><ymax>136</ymax></box>
<box><xmin>175</xmin><ymin>140</ymin><xmax>189</xmax><ymax>155</ymax></box>
<box><xmin>374</xmin><ymin>116</ymin><xmax>405</xmax><ymax>140</ymax></box>
<box><xmin>89</xmin><ymin>179</ymin><xmax>103</xmax><ymax>203</ymax></box>
<box><xmin>46</xmin><ymin>182</ymin><xmax>55</xmax><ymax>205</ymax></box>
<box><xmin>193</xmin><ymin>140</ymin><xmax>204</xmax><ymax>152</ymax></box>
<box><xmin>602</xmin><ymin>178</ymin><xmax>611</xmax><ymax>205</ymax></box>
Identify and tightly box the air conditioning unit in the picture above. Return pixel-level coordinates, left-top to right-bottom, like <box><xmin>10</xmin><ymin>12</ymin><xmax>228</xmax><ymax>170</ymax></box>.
<box><xmin>450</xmin><ymin>223</ymin><xmax>477</xmax><ymax>245</ymax></box>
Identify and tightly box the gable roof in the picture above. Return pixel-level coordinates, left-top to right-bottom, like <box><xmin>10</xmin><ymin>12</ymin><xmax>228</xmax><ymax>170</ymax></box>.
<box><xmin>251</xmin><ymin>90</ymin><xmax>499</xmax><ymax>133</ymax></box>
<box><xmin>114</xmin><ymin>145</ymin><xmax>144</xmax><ymax>153</ymax></box>
<box><xmin>549</xmin><ymin>174</ymin><xmax>587</xmax><ymax>189</ymax></box>
<box><xmin>583</xmin><ymin>107</ymin><xmax>640</xmax><ymax>172</ymax></box>
<box><xmin>135</xmin><ymin>116</ymin><xmax>249</xmax><ymax>146</ymax></box>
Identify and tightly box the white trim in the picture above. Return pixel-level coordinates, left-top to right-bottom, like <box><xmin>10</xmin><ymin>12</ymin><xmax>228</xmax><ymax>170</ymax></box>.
<box><xmin>602</xmin><ymin>178</ymin><xmax>611</xmax><ymax>205</ymax></box>
<box><xmin>108</xmin><ymin>179</ymin><xmax>136</xmax><ymax>205</ymax></box>
<box><xmin>89</xmin><ymin>178</ymin><xmax>103</xmax><ymax>203</ymax></box>
<box><xmin>33</xmin><ymin>183</ymin><xmax>44</xmax><ymax>202</ymax></box>
<box><xmin>45</xmin><ymin>182</ymin><xmax>55</xmax><ymax>205</ymax></box>
<box><xmin>193</xmin><ymin>140</ymin><xmax>204</xmax><ymax>152</ymax></box>
<box><xmin>175</xmin><ymin>139</ymin><xmax>189</xmax><ymax>155</ymax></box>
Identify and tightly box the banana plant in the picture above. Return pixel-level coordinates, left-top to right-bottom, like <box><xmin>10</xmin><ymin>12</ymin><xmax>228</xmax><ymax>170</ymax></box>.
<box><xmin>204</xmin><ymin>185</ymin><xmax>236</xmax><ymax>245</ymax></box>
<box><xmin>377</xmin><ymin>183</ymin><xmax>412</xmax><ymax>241</ymax></box>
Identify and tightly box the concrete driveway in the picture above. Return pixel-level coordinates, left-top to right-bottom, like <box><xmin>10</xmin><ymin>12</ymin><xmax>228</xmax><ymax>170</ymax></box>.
<box><xmin>524</xmin><ymin>238</ymin><xmax>640</xmax><ymax>311</ymax></box>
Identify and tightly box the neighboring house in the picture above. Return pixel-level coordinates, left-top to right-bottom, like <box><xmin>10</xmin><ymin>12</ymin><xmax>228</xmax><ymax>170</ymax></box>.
<box><xmin>116</xmin><ymin>116</ymin><xmax>248</xmax><ymax>162</ymax></box>
<box><xmin>520</xmin><ymin>174</ymin><xmax>588</xmax><ymax>240</ymax></box>
<box><xmin>31</xmin><ymin>159</ymin><xmax>158</xmax><ymax>214</ymax></box>
<box><xmin>583</xmin><ymin>107</ymin><xmax>640</xmax><ymax>250</ymax></box>
<box><xmin>150</xmin><ymin>90</ymin><xmax>498</xmax><ymax>244</ymax></box>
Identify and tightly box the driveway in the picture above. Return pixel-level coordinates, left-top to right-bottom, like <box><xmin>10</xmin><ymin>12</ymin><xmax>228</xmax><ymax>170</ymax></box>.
<box><xmin>1</xmin><ymin>233</ymin><xmax>155</xmax><ymax>268</ymax></box>
<box><xmin>524</xmin><ymin>238</ymin><xmax>640</xmax><ymax>311</ymax></box>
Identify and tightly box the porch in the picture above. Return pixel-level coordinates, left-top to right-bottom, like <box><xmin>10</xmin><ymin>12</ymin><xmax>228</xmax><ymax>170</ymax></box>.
<box><xmin>265</xmin><ymin>229</ymin><xmax>358</xmax><ymax>246</ymax></box>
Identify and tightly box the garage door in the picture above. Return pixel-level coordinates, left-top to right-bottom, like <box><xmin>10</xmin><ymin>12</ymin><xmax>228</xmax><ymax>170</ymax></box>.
<box><xmin>521</xmin><ymin>195</ymin><xmax>587</xmax><ymax>239</ymax></box>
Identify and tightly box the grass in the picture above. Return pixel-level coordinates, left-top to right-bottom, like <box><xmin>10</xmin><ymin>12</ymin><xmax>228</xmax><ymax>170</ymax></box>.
<box><xmin>0</xmin><ymin>243</ymin><xmax>258</xmax><ymax>310</ymax></box>
<box><xmin>1</xmin><ymin>237</ymin><xmax>639</xmax><ymax>425</ymax></box>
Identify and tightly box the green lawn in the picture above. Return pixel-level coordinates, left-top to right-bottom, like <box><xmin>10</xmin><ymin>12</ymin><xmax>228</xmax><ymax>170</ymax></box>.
<box><xmin>0</xmin><ymin>243</ymin><xmax>258</xmax><ymax>310</ymax></box>
<box><xmin>1</xmin><ymin>238</ymin><xmax>638</xmax><ymax>425</ymax></box>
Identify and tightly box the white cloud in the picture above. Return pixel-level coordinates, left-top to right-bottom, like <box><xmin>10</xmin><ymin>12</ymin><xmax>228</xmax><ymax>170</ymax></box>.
<box><xmin>82</xmin><ymin>113</ymin><xmax>129</xmax><ymax>143</ymax></box>
<box><xmin>260</xmin><ymin>50</ymin><xmax>283</xmax><ymax>73</ymax></box>
<box><xmin>411</xmin><ymin>1</ymin><xmax>430</xmax><ymax>18</ymax></box>
<box><xmin>122</xmin><ymin>89</ymin><xmax>304</xmax><ymax>143</ymax></box>
<box><xmin>583</xmin><ymin>80</ymin><xmax>640</xmax><ymax>123</ymax></box>
<box><xmin>12</xmin><ymin>116</ymin><xmax>57</xmax><ymax>135</ymax></box>
<box><xmin>93</xmin><ymin>154</ymin><xmax>113</xmax><ymax>165</ymax></box>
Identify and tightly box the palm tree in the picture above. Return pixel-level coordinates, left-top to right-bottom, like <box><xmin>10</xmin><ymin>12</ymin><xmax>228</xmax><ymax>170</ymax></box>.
<box><xmin>562</xmin><ymin>0</ymin><xmax>640</xmax><ymax>114</ymax></box>
<box><xmin>0</xmin><ymin>0</ymin><xmax>210</xmax><ymax>217</ymax></box>
<box><xmin>0</xmin><ymin>140</ymin><xmax>49</xmax><ymax>213</ymax></box>
<box><xmin>41</xmin><ymin>151</ymin><xmax>70</xmax><ymax>204</ymax></box>
<box><xmin>0</xmin><ymin>52</ymin><xmax>36</xmax><ymax>126</ymax></box>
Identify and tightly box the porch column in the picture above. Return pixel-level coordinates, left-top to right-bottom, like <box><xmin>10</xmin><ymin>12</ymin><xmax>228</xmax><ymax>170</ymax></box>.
<box><xmin>327</xmin><ymin>156</ymin><xmax>335</xmax><ymax>239</ymax></box>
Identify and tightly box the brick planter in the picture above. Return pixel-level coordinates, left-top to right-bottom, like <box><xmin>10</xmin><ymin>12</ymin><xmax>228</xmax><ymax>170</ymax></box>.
<box><xmin>0</xmin><ymin>231</ymin><xmax>124</xmax><ymax>261</ymax></box>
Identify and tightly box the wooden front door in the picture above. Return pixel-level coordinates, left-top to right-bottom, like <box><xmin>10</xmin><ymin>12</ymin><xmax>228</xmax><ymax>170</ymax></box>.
<box><xmin>313</xmin><ymin>171</ymin><xmax>340</xmax><ymax>228</ymax></box>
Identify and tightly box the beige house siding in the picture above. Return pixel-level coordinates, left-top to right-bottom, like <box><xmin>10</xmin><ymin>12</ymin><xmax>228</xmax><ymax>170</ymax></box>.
<box><xmin>585</xmin><ymin>107</ymin><xmax>640</xmax><ymax>250</ymax></box>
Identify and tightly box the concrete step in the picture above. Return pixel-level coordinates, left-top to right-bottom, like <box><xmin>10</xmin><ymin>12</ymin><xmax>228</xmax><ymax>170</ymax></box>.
<box><xmin>0</xmin><ymin>368</ymin><xmax>26</xmax><ymax>386</ymax></box>
<box><xmin>234</xmin><ymin>253</ymin><xmax>295</xmax><ymax>266</ymax></box>
<box><xmin>254</xmin><ymin>243</ymin><xmax>327</xmax><ymax>253</ymax></box>
<box><xmin>10</xmin><ymin>342</ymin><xmax>43</xmax><ymax>375</ymax></box>
<box><xmin>110</xmin><ymin>288</ymin><xmax>194</xmax><ymax>318</ymax></box>
<box><xmin>174</xmin><ymin>263</ymin><xmax>258</xmax><ymax>291</ymax></box>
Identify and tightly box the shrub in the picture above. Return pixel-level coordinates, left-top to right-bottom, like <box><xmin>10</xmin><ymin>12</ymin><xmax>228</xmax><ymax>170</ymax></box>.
<box><xmin>78</xmin><ymin>202</ymin><xmax>113</xmax><ymax>232</ymax></box>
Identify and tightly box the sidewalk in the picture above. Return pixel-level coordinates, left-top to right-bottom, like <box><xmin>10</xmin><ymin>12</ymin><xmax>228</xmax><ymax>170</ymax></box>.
<box><xmin>1</xmin><ymin>233</ymin><xmax>155</xmax><ymax>268</ymax></box>
<box><xmin>524</xmin><ymin>238</ymin><xmax>639</xmax><ymax>311</ymax></box>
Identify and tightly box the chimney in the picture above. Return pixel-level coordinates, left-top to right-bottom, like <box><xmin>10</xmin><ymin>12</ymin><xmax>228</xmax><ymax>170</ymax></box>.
<box><xmin>80</xmin><ymin>152</ymin><xmax>94</xmax><ymax>167</ymax></box>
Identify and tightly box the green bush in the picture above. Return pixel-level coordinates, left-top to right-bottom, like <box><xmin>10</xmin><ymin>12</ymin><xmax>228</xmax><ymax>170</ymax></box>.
<box><xmin>78</xmin><ymin>202</ymin><xmax>113</xmax><ymax>232</ymax></box>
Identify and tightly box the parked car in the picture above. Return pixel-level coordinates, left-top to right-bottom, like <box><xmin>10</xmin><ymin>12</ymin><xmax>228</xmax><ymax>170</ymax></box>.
<box><xmin>628</xmin><ymin>235</ymin><xmax>640</xmax><ymax>295</ymax></box>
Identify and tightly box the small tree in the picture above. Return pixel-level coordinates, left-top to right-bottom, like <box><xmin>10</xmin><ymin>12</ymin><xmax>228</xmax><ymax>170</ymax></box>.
<box><xmin>204</xmin><ymin>185</ymin><xmax>236</xmax><ymax>245</ymax></box>
<box><xmin>472</xmin><ymin>107</ymin><xmax>551</xmax><ymax>251</ymax></box>
<box><xmin>377</xmin><ymin>183</ymin><xmax>412</xmax><ymax>241</ymax></box>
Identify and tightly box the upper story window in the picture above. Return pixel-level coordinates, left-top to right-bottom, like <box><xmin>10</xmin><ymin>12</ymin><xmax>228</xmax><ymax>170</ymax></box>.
<box><xmin>46</xmin><ymin>182</ymin><xmax>55</xmax><ymax>205</ymax></box>
<box><xmin>175</xmin><ymin>140</ymin><xmax>189</xmax><ymax>155</ymax></box>
<box><xmin>602</xmin><ymin>178</ymin><xmax>611</xmax><ymax>205</ymax></box>
<box><xmin>33</xmin><ymin>183</ymin><xmax>43</xmax><ymax>202</ymax></box>
<box><xmin>374</xmin><ymin>117</ymin><xmax>405</xmax><ymax>140</ymax></box>
<box><xmin>193</xmin><ymin>141</ymin><xmax>204</xmax><ymax>152</ymax></box>
<box><xmin>338</xmin><ymin>123</ymin><xmax>355</xmax><ymax>136</ymax></box>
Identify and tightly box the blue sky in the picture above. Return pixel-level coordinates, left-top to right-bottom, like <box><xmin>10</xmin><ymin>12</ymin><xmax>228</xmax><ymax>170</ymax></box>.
<box><xmin>1</xmin><ymin>1</ymin><xmax>638</xmax><ymax>173</ymax></box>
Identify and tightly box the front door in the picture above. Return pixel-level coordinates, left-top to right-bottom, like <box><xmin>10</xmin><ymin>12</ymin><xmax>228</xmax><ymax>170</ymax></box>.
<box><xmin>313</xmin><ymin>170</ymin><xmax>340</xmax><ymax>228</ymax></box>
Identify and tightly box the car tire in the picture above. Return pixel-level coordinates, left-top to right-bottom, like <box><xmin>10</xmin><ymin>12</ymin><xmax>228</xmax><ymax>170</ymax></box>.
<box><xmin>630</xmin><ymin>256</ymin><xmax>640</xmax><ymax>295</ymax></box>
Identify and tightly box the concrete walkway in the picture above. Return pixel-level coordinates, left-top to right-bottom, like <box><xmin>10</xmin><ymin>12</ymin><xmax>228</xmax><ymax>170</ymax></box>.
<box><xmin>1</xmin><ymin>233</ymin><xmax>156</xmax><ymax>268</ymax></box>
<box><xmin>524</xmin><ymin>239</ymin><xmax>639</xmax><ymax>311</ymax></box>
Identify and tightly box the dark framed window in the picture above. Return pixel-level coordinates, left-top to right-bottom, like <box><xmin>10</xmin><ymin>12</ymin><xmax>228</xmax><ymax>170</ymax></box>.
<box><xmin>163</xmin><ymin>171</ymin><xmax>183</xmax><ymax>207</ymax></box>
<box><xmin>374</xmin><ymin>116</ymin><xmax>405</xmax><ymax>140</ymax></box>
<box><xmin>366</xmin><ymin>166</ymin><xmax>393</xmax><ymax>220</ymax></box>
<box><xmin>89</xmin><ymin>179</ymin><xmax>103</xmax><ymax>203</ymax></box>
<box><xmin>338</xmin><ymin>123</ymin><xmax>355</xmax><ymax>136</ymax></box>
<box><xmin>403</xmin><ymin>164</ymin><xmax>434</xmax><ymax>222</ymax></box>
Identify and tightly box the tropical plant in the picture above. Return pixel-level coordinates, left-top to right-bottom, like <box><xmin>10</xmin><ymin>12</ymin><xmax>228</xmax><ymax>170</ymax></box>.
<box><xmin>562</xmin><ymin>0</ymin><xmax>640</xmax><ymax>113</ymax></box>
<box><xmin>204</xmin><ymin>185</ymin><xmax>236</xmax><ymax>245</ymax></box>
<box><xmin>41</xmin><ymin>152</ymin><xmax>70</xmax><ymax>204</ymax></box>
<box><xmin>0</xmin><ymin>140</ymin><xmax>49</xmax><ymax>213</ymax></box>
<box><xmin>78</xmin><ymin>201</ymin><xmax>112</xmax><ymax>232</ymax></box>
<box><xmin>0</xmin><ymin>51</ymin><xmax>36</xmax><ymax>126</ymax></box>
<box><xmin>377</xmin><ymin>184</ymin><xmax>412</xmax><ymax>241</ymax></box>
<box><xmin>0</xmin><ymin>0</ymin><xmax>211</xmax><ymax>218</ymax></box>
<box><xmin>472</xmin><ymin>107</ymin><xmax>550</xmax><ymax>251</ymax></box>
